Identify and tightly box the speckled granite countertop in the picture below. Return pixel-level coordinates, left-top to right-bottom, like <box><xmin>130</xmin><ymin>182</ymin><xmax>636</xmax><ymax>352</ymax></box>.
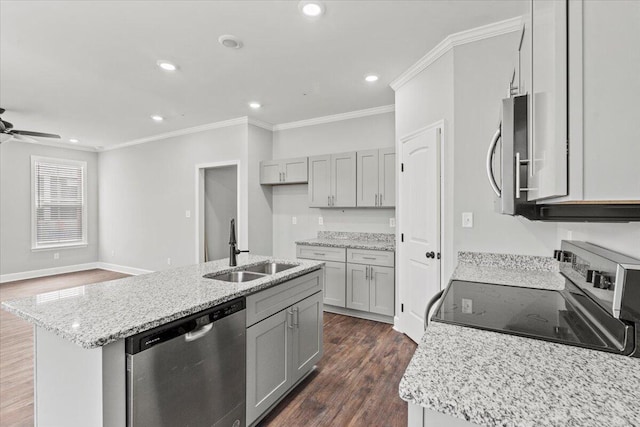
<box><xmin>1</xmin><ymin>255</ymin><xmax>323</xmax><ymax>349</ymax></box>
<box><xmin>400</xmin><ymin>251</ymin><xmax>640</xmax><ymax>427</ymax></box>
<box><xmin>296</xmin><ymin>231</ymin><xmax>395</xmax><ymax>252</ymax></box>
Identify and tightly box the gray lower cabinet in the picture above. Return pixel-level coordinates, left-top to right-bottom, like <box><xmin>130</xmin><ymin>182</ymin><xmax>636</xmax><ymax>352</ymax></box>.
<box><xmin>246</xmin><ymin>291</ymin><xmax>323</xmax><ymax>426</ymax></box>
<box><xmin>346</xmin><ymin>264</ymin><xmax>394</xmax><ymax>316</ymax></box>
<box><xmin>323</xmin><ymin>261</ymin><xmax>346</xmax><ymax>307</ymax></box>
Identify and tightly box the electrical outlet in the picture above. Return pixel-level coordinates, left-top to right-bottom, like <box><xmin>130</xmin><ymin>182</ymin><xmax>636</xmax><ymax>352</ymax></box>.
<box><xmin>185</xmin><ymin>210</ymin><xmax>191</xmax><ymax>218</ymax></box>
<box><xmin>53</xmin><ymin>252</ymin><xmax>59</xmax><ymax>260</ymax></box>
<box><xmin>389</xmin><ymin>217</ymin><xmax>396</xmax><ymax>227</ymax></box>
<box><xmin>292</xmin><ymin>216</ymin><xmax>297</xmax><ymax>225</ymax></box>
<box><xmin>318</xmin><ymin>216</ymin><xmax>324</xmax><ymax>226</ymax></box>
<box><xmin>462</xmin><ymin>298</ymin><xmax>473</xmax><ymax>314</ymax></box>
<box><xmin>167</xmin><ymin>258</ymin><xmax>171</xmax><ymax>265</ymax></box>
<box><xmin>462</xmin><ymin>212</ymin><xmax>473</xmax><ymax>228</ymax></box>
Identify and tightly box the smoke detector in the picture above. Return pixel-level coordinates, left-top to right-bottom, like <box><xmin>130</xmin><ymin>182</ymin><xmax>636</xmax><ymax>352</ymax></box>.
<box><xmin>218</xmin><ymin>35</ymin><xmax>243</xmax><ymax>49</ymax></box>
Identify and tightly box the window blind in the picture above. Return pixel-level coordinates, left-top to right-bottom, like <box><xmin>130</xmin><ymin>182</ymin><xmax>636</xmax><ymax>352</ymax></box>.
<box><xmin>33</xmin><ymin>159</ymin><xmax>86</xmax><ymax>247</ymax></box>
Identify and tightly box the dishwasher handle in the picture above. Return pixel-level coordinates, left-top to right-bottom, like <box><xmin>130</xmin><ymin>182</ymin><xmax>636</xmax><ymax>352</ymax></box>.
<box><xmin>185</xmin><ymin>322</ymin><xmax>214</xmax><ymax>342</ymax></box>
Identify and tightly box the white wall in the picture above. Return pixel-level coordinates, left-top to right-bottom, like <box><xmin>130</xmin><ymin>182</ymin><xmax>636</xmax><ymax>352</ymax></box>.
<box><xmin>271</xmin><ymin>113</ymin><xmax>396</xmax><ymax>259</ymax></box>
<box><xmin>0</xmin><ymin>142</ymin><xmax>99</xmax><ymax>275</ymax></box>
<box><xmin>98</xmin><ymin>124</ymin><xmax>248</xmax><ymax>271</ymax></box>
<box><xmin>247</xmin><ymin>124</ymin><xmax>273</xmax><ymax>256</ymax></box>
<box><xmin>451</xmin><ymin>33</ymin><xmax>558</xmax><ymax>259</ymax></box>
<box><xmin>557</xmin><ymin>223</ymin><xmax>640</xmax><ymax>259</ymax></box>
<box><xmin>204</xmin><ymin>165</ymin><xmax>237</xmax><ymax>260</ymax></box>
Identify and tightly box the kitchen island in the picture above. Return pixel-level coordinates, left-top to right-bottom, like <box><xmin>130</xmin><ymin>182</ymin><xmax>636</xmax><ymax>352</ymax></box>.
<box><xmin>1</xmin><ymin>254</ymin><xmax>324</xmax><ymax>427</ymax></box>
<box><xmin>400</xmin><ymin>252</ymin><xmax>640</xmax><ymax>427</ymax></box>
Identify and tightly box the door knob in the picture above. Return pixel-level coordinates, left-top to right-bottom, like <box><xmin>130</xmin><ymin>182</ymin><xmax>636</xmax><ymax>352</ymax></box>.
<box><xmin>425</xmin><ymin>252</ymin><xmax>435</xmax><ymax>259</ymax></box>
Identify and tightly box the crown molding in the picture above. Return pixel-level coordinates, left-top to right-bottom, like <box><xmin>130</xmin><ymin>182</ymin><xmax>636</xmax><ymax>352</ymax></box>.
<box><xmin>273</xmin><ymin>105</ymin><xmax>395</xmax><ymax>131</ymax></box>
<box><xmin>1</xmin><ymin>136</ymin><xmax>99</xmax><ymax>152</ymax></box>
<box><xmin>102</xmin><ymin>116</ymin><xmax>251</xmax><ymax>152</ymax></box>
<box><xmin>390</xmin><ymin>16</ymin><xmax>523</xmax><ymax>90</ymax></box>
<box><xmin>248</xmin><ymin>117</ymin><xmax>274</xmax><ymax>131</ymax></box>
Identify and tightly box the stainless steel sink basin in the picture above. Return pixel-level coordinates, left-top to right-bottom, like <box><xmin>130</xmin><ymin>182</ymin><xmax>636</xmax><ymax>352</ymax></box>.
<box><xmin>203</xmin><ymin>271</ymin><xmax>265</xmax><ymax>283</ymax></box>
<box><xmin>244</xmin><ymin>262</ymin><xmax>297</xmax><ymax>275</ymax></box>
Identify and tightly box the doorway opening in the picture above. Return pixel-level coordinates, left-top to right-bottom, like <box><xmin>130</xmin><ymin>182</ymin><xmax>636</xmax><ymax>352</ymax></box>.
<box><xmin>195</xmin><ymin>161</ymin><xmax>241</xmax><ymax>263</ymax></box>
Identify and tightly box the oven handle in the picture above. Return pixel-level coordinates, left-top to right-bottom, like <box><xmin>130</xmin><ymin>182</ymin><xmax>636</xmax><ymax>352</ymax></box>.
<box><xmin>424</xmin><ymin>290</ymin><xmax>445</xmax><ymax>331</ymax></box>
<box><xmin>486</xmin><ymin>124</ymin><xmax>502</xmax><ymax>197</ymax></box>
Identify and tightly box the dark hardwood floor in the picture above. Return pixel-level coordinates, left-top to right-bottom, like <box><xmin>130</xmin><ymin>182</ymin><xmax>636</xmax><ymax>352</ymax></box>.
<box><xmin>0</xmin><ymin>270</ymin><xmax>417</xmax><ymax>427</ymax></box>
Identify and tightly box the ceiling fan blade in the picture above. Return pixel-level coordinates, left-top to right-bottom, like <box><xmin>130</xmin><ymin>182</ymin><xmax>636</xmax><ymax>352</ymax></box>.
<box><xmin>12</xmin><ymin>130</ymin><xmax>61</xmax><ymax>139</ymax></box>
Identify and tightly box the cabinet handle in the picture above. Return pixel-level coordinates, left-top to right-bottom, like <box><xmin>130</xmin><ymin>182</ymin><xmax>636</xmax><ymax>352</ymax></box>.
<box><xmin>379</xmin><ymin>193</ymin><xmax>383</xmax><ymax>206</ymax></box>
<box><xmin>365</xmin><ymin>266</ymin><xmax>369</xmax><ymax>280</ymax></box>
<box><xmin>282</xmin><ymin>171</ymin><xmax>286</xmax><ymax>182</ymax></box>
<box><xmin>362</xmin><ymin>256</ymin><xmax>376</xmax><ymax>260</ymax></box>
<box><xmin>370</xmin><ymin>266</ymin><xmax>374</xmax><ymax>279</ymax></box>
<box><xmin>375</xmin><ymin>194</ymin><xmax>378</xmax><ymax>206</ymax></box>
<box><xmin>332</xmin><ymin>195</ymin><xmax>335</xmax><ymax>206</ymax></box>
<box><xmin>293</xmin><ymin>307</ymin><xmax>299</xmax><ymax>327</ymax></box>
<box><xmin>313</xmin><ymin>252</ymin><xmax>326</xmax><ymax>256</ymax></box>
<box><xmin>287</xmin><ymin>309</ymin><xmax>293</xmax><ymax>329</ymax></box>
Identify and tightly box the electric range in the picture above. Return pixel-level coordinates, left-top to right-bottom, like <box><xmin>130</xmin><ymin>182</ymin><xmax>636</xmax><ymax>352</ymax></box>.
<box><xmin>431</xmin><ymin>241</ymin><xmax>640</xmax><ymax>357</ymax></box>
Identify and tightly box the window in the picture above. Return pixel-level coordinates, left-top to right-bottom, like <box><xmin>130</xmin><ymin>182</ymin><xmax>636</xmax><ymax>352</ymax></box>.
<box><xmin>31</xmin><ymin>156</ymin><xmax>87</xmax><ymax>250</ymax></box>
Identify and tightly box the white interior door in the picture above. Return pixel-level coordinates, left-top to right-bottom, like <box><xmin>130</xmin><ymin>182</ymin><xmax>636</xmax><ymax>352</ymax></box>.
<box><xmin>399</xmin><ymin>125</ymin><xmax>441</xmax><ymax>343</ymax></box>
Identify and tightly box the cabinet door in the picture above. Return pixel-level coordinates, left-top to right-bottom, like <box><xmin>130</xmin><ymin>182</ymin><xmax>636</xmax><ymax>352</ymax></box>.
<box><xmin>308</xmin><ymin>155</ymin><xmax>331</xmax><ymax>207</ymax></box>
<box><xmin>346</xmin><ymin>263</ymin><xmax>369</xmax><ymax>312</ymax></box>
<box><xmin>260</xmin><ymin>160</ymin><xmax>282</xmax><ymax>184</ymax></box>
<box><xmin>331</xmin><ymin>152</ymin><xmax>357</xmax><ymax>207</ymax></box>
<box><xmin>283</xmin><ymin>157</ymin><xmax>308</xmax><ymax>184</ymax></box>
<box><xmin>378</xmin><ymin>148</ymin><xmax>396</xmax><ymax>207</ymax></box>
<box><xmin>369</xmin><ymin>266</ymin><xmax>395</xmax><ymax>316</ymax></box>
<box><xmin>246</xmin><ymin>309</ymin><xmax>292</xmax><ymax>426</ymax></box>
<box><xmin>323</xmin><ymin>261</ymin><xmax>346</xmax><ymax>307</ymax></box>
<box><xmin>528</xmin><ymin>0</ymin><xmax>567</xmax><ymax>200</ymax></box>
<box><xmin>291</xmin><ymin>292</ymin><xmax>323</xmax><ymax>383</ymax></box>
<box><xmin>356</xmin><ymin>149</ymin><xmax>379</xmax><ymax>207</ymax></box>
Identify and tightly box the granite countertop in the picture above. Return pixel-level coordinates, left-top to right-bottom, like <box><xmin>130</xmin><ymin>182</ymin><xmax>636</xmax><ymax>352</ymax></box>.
<box><xmin>296</xmin><ymin>231</ymin><xmax>395</xmax><ymax>252</ymax></box>
<box><xmin>1</xmin><ymin>255</ymin><xmax>324</xmax><ymax>349</ymax></box>
<box><xmin>399</xmin><ymin>252</ymin><xmax>640</xmax><ymax>427</ymax></box>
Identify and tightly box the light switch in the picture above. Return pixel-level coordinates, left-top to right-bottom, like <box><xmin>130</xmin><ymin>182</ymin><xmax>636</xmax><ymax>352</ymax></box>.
<box><xmin>462</xmin><ymin>212</ymin><xmax>473</xmax><ymax>228</ymax></box>
<box><xmin>318</xmin><ymin>216</ymin><xmax>324</xmax><ymax>226</ymax></box>
<box><xmin>185</xmin><ymin>210</ymin><xmax>191</xmax><ymax>218</ymax></box>
<box><xmin>389</xmin><ymin>218</ymin><xmax>396</xmax><ymax>227</ymax></box>
<box><xmin>292</xmin><ymin>216</ymin><xmax>297</xmax><ymax>225</ymax></box>
<box><xmin>53</xmin><ymin>252</ymin><xmax>59</xmax><ymax>260</ymax></box>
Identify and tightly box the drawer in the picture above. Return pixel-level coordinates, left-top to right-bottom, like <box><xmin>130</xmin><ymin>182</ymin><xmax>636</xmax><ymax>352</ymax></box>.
<box><xmin>246</xmin><ymin>269</ymin><xmax>323</xmax><ymax>327</ymax></box>
<box><xmin>296</xmin><ymin>245</ymin><xmax>346</xmax><ymax>262</ymax></box>
<box><xmin>346</xmin><ymin>248</ymin><xmax>394</xmax><ymax>267</ymax></box>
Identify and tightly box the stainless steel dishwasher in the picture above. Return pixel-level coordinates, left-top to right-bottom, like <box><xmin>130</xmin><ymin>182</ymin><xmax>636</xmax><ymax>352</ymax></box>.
<box><xmin>126</xmin><ymin>297</ymin><xmax>246</xmax><ymax>427</ymax></box>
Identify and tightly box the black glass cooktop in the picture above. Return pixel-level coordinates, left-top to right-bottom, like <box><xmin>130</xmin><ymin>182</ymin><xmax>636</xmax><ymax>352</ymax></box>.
<box><xmin>431</xmin><ymin>280</ymin><xmax>616</xmax><ymax>350</ymax></box>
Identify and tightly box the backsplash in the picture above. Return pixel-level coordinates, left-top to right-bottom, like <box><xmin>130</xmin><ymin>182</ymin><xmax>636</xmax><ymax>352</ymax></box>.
<box><xmin>318</xmin><ymin>231</ymin><xmax>395</xmax><ymax>243</ymax></box>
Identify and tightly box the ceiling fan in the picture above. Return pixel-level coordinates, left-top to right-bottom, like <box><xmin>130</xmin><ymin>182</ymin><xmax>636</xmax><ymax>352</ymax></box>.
<box><xmin>0</xmin><ymin>108</ymin><xmax>61</xmax><ymax>144</ymax></box>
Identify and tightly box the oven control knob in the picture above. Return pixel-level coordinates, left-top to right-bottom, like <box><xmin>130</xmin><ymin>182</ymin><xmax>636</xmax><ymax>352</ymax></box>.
<box><xmin>586</xmin><ymin>269</ymin><xmax>599</xmax><ymax>282</ymax></box>
<box><xmin>592</xmin><ymin>272</ymin><xmax>604</xmax><ymax>288</ymax></box>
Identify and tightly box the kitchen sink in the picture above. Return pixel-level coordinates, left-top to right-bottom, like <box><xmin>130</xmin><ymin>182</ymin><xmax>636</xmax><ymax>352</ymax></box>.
<box><xmin>203</xmin><ymin>271</ymin><xmax>265</xmax><ymax>283</ymax></box>
<box><xmin>243</xmin><ymin>262</ymin><xmax>297</xmax><ymax>275</ymax></box>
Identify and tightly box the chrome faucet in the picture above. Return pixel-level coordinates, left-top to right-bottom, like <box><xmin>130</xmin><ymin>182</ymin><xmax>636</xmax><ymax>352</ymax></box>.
<box><xmin>229</xmin><ymin>219</ymin><xmax>249</xmax><ymax>266</ymax></box>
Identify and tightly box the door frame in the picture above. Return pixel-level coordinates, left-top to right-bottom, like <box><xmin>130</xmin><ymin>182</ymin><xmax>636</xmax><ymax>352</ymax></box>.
<box><xmin>194</xmin><ymin>161</ymin><xmax>244</xmax><ymax>263</ymax></box>
<box><xmin>395</xmin><ymin>120</ymin><xmax>447</xmax><ymax>335</ymax></box>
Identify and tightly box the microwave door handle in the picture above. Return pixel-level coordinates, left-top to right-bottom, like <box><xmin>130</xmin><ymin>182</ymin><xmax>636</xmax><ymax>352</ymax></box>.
<box><xmin>486</xmin><ymin>124</ymin><xmax>502</xmax><ymax>197</ymax></box>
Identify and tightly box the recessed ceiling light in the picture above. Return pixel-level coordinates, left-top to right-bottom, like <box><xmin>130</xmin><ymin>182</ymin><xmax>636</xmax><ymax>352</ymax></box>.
<box><xmin>249</xmin><ymin>102</ymin><xmax>261</xmax><ymax>109</ymax></box>
<box><xmin>151</xmin><ymin>115</ymin><xmax>164</xmax><ymax>122</ymax></box>
<box><xmin>157</xmin><ymin>60</ymin><xmax>178</xmax><ymax>71</ymax></box>
<box><xmin>218</xmin><ymin>35</ymin><xmax>243</xmax><ymax>49</ymax></box>
<box><xmin>69</xmin><ymin>138</ymin><xmax>79</xmax><ymax>143</ymax></box>
<box><xmin>299</xmin><ymin>1</ymin><xmax>325</xmax><ymax>17</ymax></box>
<box><xmin>365</xmin><ymin>74</ymin><xmax>379</xmax><ymax>83</ymax></box>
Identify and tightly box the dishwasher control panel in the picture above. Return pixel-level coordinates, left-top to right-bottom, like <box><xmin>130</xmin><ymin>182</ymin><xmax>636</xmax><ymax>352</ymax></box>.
<box><xmin>126</xmin><ymin>296</ymin><xmax>245</xmax><ymax>355</ymax></box>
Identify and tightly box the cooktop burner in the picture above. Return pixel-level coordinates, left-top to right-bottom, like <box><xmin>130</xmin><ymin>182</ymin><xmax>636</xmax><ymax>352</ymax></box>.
<box><xmin>432</xmin><ymin>280</ymin><xmax>615</xmax><ymax>351</ymax></box>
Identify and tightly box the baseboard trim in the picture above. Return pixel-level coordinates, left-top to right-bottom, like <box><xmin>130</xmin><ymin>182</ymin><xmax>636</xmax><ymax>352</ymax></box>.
<box><xmin>96</xmin><ymin>262</ymin><xmax>153</xmax><ymax>276</ymax></box>
<box><xmin>0</xmin><ymin>262</ymin><xmax>153</xmax><ymax>284</ymax></box>
<box><xmin>323</xmin><ymin>305</ymin><xmax>394</xmax><ymax>324</ymax></box>
<box><xmin>0</xmin><ymin>262</ymin><xmax>100</xmax><ymax>284</ymax></box>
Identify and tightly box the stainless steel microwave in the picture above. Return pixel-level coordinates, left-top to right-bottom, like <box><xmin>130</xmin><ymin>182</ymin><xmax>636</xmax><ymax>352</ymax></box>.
<box><xmin>486</xmin><ymin>94</ymin><xmax>536</xmax><ymax>217</ymax></box>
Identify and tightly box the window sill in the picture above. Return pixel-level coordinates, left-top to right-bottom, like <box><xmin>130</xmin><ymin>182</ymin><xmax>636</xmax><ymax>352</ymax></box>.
<box><xmin>31</xmin><ymin>243</ymin><xmax>89</xmax><ymax>252</ymax></box>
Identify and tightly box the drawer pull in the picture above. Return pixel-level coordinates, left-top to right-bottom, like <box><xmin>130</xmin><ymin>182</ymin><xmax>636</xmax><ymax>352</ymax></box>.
<box><xmin>314</xmin><ymin>252</ymin><xmax>326</xmax><ymax>256</ymax></box>
<box><xmin>362</xmin><ymin>256</ymin><xmax>376</xmax><ymax>260</ymax></box>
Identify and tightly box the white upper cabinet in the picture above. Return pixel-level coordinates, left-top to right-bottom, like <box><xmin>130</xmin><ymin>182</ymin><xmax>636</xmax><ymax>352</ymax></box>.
<box><xmin>527</xmin><ymin>0</ymin><xmax>568</xmax><ymax>201</ymax></box>
<box><xmin>356</xmin><ymin>148</ymin><xmax>396</xmax><ymax>207</ymax></box>
<box><xmin>260</xmin><ymin>157</ymin><xmax>308</xmax><ymax>185</ymax></box>
<box><xmin>309</xmin><ymin>152</ymin><xmax>356</xmax><ymax>207</ymax></box>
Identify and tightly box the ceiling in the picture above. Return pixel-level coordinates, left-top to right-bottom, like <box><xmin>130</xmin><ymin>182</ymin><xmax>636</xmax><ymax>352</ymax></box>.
<box><xmin>0</xmin><ymin>0</ymin><xmax>526</xmax><ymax>149</ymax></box>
